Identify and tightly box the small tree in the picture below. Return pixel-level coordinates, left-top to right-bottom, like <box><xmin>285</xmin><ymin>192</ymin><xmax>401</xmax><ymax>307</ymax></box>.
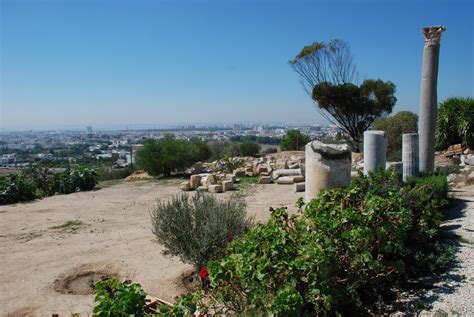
<box><xmin>289</xmin><ymin>39</ymin><xmax>397</xmax><ymax>151</ymax></box>
<box><xmin>239</xmin><ymin>141</ymin><xmax>260</xmax><ymax>157</ymax></box>
<box><xmin>151</xmin><ymin>192</ymin><xmax>253</xmax><ymax>270</ymax></box>
<box><xmin>435</xmin><ymin>97</ymin><xmax>474</xmax><ymax>150</ymax></box>
<box><xmin>280</xmin><ymin>130</ymin><xmax>311</xmax><ymax>151</ymax></box>
<box><xmin>189</xmin><ymin>139</ymin><xmax>212</xmax><ymax>163</ymax></box>
<box><xmin>373</xmin><ymin>111</ymin><xmax>418</xmax><ymax>159</ymax></box>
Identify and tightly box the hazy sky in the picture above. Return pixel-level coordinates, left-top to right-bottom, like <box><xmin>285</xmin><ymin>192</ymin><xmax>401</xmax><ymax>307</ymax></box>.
<box><xmin>1</xmin><ymin>0</ymin><xmax>473</xmax><ymax>130</ymax></box>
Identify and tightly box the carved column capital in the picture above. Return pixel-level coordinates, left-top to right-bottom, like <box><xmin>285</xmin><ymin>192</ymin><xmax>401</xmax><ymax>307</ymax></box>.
<box><xmin>422</xmin><ymin>26</ymin><xmax>446</xmax><ymax>46</ymax></box>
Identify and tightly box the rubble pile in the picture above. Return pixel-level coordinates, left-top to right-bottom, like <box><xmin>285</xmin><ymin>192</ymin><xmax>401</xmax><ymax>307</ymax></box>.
<box><xmin>179</xmin><ymin>152</ymin><xmax>306</xmax><ymax>193</ymax></box>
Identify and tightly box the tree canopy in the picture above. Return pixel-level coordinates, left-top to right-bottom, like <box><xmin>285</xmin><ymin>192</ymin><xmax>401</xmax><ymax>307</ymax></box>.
<box><xmin>280</xmin><ymin>130</ymin><xmax>311</xmax><ymax>151</ymax></box>
<box><xmin>289</xmin><ymin>39</ymin><xmax>397</xmax><ymax>151</ymax></box>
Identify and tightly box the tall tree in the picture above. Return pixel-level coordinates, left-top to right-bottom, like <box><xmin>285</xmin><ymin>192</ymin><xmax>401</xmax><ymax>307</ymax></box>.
<box><xmin>289</xmin><ymin>39</ymin><xmax>397</xmax><ymax>151</ymax></box>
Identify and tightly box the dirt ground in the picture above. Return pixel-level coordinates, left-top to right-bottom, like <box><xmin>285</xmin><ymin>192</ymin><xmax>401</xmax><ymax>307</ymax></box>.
<box><xmin>0</xmin><ymin>179</ymin><xmax>303</xmax><ymax>316</ymax></box>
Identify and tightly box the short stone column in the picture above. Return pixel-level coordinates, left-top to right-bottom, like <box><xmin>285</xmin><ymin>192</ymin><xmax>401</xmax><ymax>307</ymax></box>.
<box><xmin>363</xmin><ymin>131</ymin><xmax>387</xmax><ymax>174</ymax></box>
<box><xmin>402</xmin><ymin>133</ymin><xmax>419</xmax><ymax>181</ymax></box>
<box><xmin>305</xmin><ymin>141</ymin><xmax>351</xmax><ymax>202</ymax></box>
<box><xmin>419</xmin><ymin>26</ymin><xmax>446</xmax><ymax>173</ymax></box>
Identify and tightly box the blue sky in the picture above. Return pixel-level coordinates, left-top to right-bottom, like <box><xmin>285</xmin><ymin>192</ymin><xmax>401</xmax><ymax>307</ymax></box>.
<box><xmin>1</xmin><ymin>0</ymin><xmax>473</xmax><ymax>130</ymax></box>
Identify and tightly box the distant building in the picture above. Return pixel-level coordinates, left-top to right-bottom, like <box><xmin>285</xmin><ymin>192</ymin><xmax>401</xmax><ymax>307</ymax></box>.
<box><xmin>86</xmin><ymin>126</ymin><xmax>93</xmax><ymax>133</ymax></box>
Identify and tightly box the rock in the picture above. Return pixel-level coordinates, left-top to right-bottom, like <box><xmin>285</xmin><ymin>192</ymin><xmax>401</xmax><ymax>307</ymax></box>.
<box><xmin>190</xmin><ymin>175</ymin><xmax>202</xmax><ymax>189</ymax></box>
<box><xmin>277</xmin><ymin>176</ymin><xmax>294</xmax><ymax>185</ymax></box>
<box><xmin>294</xmin><ymin>182</ymin><xmax>305</xmax><ymax>192</ymax></box>
<box><xmin>222</xmin><ymin>180</ymin><xmax>234</xmax><ymax>192</ymax></box>
<box><xmin>465</xmin><ymin>155</ymin><xmax>474</xmax><ymax>166</ymax></box>
<box><xmin>233</xmin><ymin>169</ymin><xmax>246</xmax><ymax>177</ymax></box>
<box><xmin>179</xmin><ymin>181</ymin><xmax>191</xmax><ymax>191</ymax></box>
<box><xmin>208</xmin><ymin>184</ymin><xmax>223</xmax><ymax>193</ymax></box>
<box><xmin>202</xmin><ymin>175</ymin><xmax>216</xmax><ymax>188</ymax></box>
<box><xmin>288</xmin><ymin>162</ymin><xmax>299</xmax><ymax>169</ymax></box>
<box><xmin>467</xmin><ymin>171</ymin><xmax>474</xmax><ymax>185</ymax></box>
<box><xmin>260</xmin><ymin>172</ymin><xmax>270</xmax><ymax>177</ymax></box>
<box><xmin>228</xmin><ymin>175</ymin><xmax>237</xmax><ymax>183</ymax></box>
<box><xmin>272</xmin><ymin>168</ymin><xmax>302</xmax><ymax>179</ymax></box>
<box><xmin>256</xmin><ymin>165</ymin><xmax>268</xmax><ymax>175</ymax></box>
<box><xmin>196</xmin><ymin>186</ymin><xmax>207</xmax><ymax>192</ymax></box>
<box><xmin>445</xmin><ymin>144</ymin><xmax>465</xmax><ymax>156</ymax></box>
<box><xmin>305</xmin><ymin>140</ymin><xmax>351</xmax><ymax>202</ymax></box>
<box><xmin>447</xmin><ymin>173</ymin><xmax>460</xmax><ymax>184</ymax></box>
<box><xmin>192</xmin><ymin>161</ymin><xmax>203</xmax><ymax>174</ymax></box>
<box><xmin>292</xmin><ymin>175</ymin><xmax>305</xmax><ymax>183</ymax></box>
<box><xmin>258</xmin><ymin>176</ymin><xmax>272</xmax><ymax>184</ymax></box>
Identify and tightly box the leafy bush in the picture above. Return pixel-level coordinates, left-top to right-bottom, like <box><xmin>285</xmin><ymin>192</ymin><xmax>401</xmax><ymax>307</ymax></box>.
<box><xmin>93</xmin><ymin>277</ymin><xmax>146</xmax><ymax>317</ymax></box>
<box><xmin>280</xmin><ymin>129</ymin><xmax>311</xmax><ymax>151</ymax></box>
<box><xmin>54</xmin><ymin>166</ymin><xmax>98</xmax><ymax>194</ymax></box>
<box><xmin>201</xmin><ymin>171</ymin><xmax>452</xmax><ymax>315</ymax></box>
<box><xmin>373</xmin><ymin>111</ymin><xmax>418</xmax><ymax>160</ymax></box>
<box><xmin>435</xmin><ymin>97</ymin><xmax>474</xmax><ymax>150</ymax></box>
<box><xmin>23</xmin><ymin>164</ymin><xmax>56</xmax><ymax>197</ymax></box>
<box><xmin>135</xmin><ymin>134</ymin><xmax>211</xmax><ymax>177</ymax></box>
<box><xmin>0</xmin><ymin>174</ymin><xmax>36</xmax><ymax>205</ymax></box>
<box><xmin>239</xmin><ymin>141</ymin><xmax>260</xmax><ymax>157</ymax></box>
<box><xmin>151</xmin><ymin>192</ymin><xmax>253</xmax><ymax>270</ymax></box>
<box><xmin>97</xmin><ymin>166</ymin><xmax>134</xmax><ymax>182</ymax></box>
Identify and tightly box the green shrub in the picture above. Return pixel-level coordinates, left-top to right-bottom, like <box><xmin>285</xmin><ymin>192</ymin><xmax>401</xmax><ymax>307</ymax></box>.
<box><xmin>93</xmin><ymin>277</ymin><xmax>146</xmax><ymax>317</ymax></box>
<box><xmin>201</xmin><ymin>171</ymin><xmax>453</xmax><ymax>315</ymax></box>
<box><xmin>0</xmin><ymin>174</ymin><xmax>36</xmax><ymax>205</ymax></box>
<box><xmin>23</xmin><ymin>164</ymin><xmax>56</xmax><ymax>197</ymax></box>
<box><xmin>280</xmin><ymin>129</ymin><xmax>311</xmax><ymax>151</ymax></box>
<box><xmin>135</xmin><ymin>134</ymin><xmax>211</xmax><ymax>177</ymax></box>
<box><xmin>239</xmin><ymin>141</ymin><xmax>260</xmax><ymax>157</ymax></box>
<box><xmin>54</xmin><ymin>166</ymin><xmax>98</xmax><ymax>194</ymax></box>
<box><xmin>435</xmin><ymin>97</ymin><xmax>474</xmax><ymax>150</ymax></box>
<box><xmin>151</xmin><ymin>192</ymin><xmax>253</xmax><ymax>270</ymax></box>
<box><xmin>373</xmin><ymin>111</ymin><xmax>418</xmax><ymax>160</ymax></box>
<box><xmin>97</xmin><ymin>166</ymin><xmax>134</xmax><ymax>182</ymax></box>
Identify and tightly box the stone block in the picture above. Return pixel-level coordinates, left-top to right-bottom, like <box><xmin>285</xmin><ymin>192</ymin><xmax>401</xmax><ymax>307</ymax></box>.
<box><xmin>190</xmin><ymin>175</ymin><xmax>202</xmax><ymax>189</ymax></box>
<box><xmin>258</xmin><ymin>176</ymin><xmax>272</xmax><ymax>184</ymax></box>
<box><xmin>277</xmin><ymin>176</ymin><xmax>294</xmax><ymax>185</ymax></box>
<box><xmin>202</xmin><ymin>175</ymin><xmax>216</xmax><ymax>188</ymax></box>
<box><xmin>233</xmin><ymin>169</ymin><xmax>246</xmax><ymax>177</ymax></box>
<box><xmin>208</xmin><ymin>184</ymin><xmax>223</xmax><ymax>193</ymax></box>
<box><xmin>292</xmin><ymin>175</ymin><xmax>305</xmax><ymax>183</ymax></box>
<box><xmin>222</xmin><ymin>180</ymin><xmax>234</xmax><ymax>192</ymax></box>
<box><xmin>294</xmin><ymin>182</ymin><xmax>305</xmax><ymax>192</ymax></box>
<box><xmin>179</xmin><ymin>181</ymin><xmax>191</xmax><ymax>191</ymax></box>
<box><xmin>272</xmin><ymin>168</ymin><xmax>302</xmax><ymax>179</ymax></box>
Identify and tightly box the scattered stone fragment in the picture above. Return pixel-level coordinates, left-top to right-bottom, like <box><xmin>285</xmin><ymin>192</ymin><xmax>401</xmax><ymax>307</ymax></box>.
<box><xmin>258</xmin><ymin>176</ymin><xmax>272</xmax><ymax>184</ymax></box>
<box><xmin>202</xmin><ymin>175</ymin><xmax>216</xmax><ymax>188</ymax></box>
<box><xmin>277</xmin><ymin>176</ymin><xmax>294</xmax><ymax>185</ymax></box>
<box><xmin>233</xmin><ymin>169</ymin><xmax>246</xmax><ymax>177</ymax></box>
<box><xmin>272</xmin><ymin>168</ymin><xmax>302</xmax><ymax>179</ymax></box>
<box><xmin>208</xmin><ymin>184</ymin><xmax>223</xmax><ymax>193</ymax></box>
<box><xmin>179</xmin><ymin>181</ymin><xmax>191</xmax><ymax>191</ymax></box>
<box><xmin>294</xmin><ymin>182</ymin><xmax>305</xmax><ymax>192</ymax></box>
<box><xmin>222</xmin><ymin>180</ymin><xmax>234</xmax><ymax>192</ymax></box>
<box><xmin>189</xmin><ymin>175</ymin><xmax>201</xmax><ymax>189</ymax></box>
<box><xmin>292</xmin><ymin>175</ymin><xmax>305</xmax><ymax>183</ymax></box>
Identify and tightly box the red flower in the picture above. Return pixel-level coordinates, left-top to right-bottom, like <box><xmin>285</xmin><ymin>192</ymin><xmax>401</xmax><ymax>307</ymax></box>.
<box><xmin>226</xmin><ymin>234</ymin><xmax>233</xmax><ymax>242</ymax></box>
<box><xmin>199</xmin><ymin>267</ymin><xmax>209</xmax><ymax>279</ymax></box>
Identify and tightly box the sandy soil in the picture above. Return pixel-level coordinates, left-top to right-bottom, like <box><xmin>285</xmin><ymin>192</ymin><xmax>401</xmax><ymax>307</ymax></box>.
<box><xmin>0</xmin><ymin>179</ymin><xmax>302</xmax><ymax>316</ymax></box>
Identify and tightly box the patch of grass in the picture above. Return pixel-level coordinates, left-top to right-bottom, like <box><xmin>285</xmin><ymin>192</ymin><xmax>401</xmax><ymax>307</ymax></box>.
<box><xmin>51</xmin><ymin>220</ymin><xmax>83</xmax><ymax>229</ymax></box>
<box><xmin>234</xmin><ymin>176</ymin><xmax>260</xmax><ymax>197</ymax></box>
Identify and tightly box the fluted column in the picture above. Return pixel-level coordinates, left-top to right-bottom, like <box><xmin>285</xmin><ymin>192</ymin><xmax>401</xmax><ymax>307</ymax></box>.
<box><xmin>402</xmin><ymin>133</ymin><xmax>419</xmax><ymax>181</ymax></box>
<box><xmin>419</xmin><ymin>26</ymin><xmax>446</xmax><ymax>172</ymax></box>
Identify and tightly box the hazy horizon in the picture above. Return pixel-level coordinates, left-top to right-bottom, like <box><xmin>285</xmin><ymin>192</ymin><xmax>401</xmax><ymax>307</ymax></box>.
<box><xmin>1</xmin><ymin>0</ymin><xmax>473</xmax><ymax>130</ymax></box>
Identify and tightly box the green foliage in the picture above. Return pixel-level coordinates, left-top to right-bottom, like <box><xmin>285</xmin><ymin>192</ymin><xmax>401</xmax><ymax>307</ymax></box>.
<box><xmin>23</xmin><ymin>164</ymin><xmax>56</xmax><ymax>197</ymax></box>
<box><xmin>239</xmin><ymin>141</ymin><xmax>260</xmax><ymax>157</ymax></box>
<box><xmin>280</xmin><ymin>129</ymin><xmax>311</xmax><ymax>151</ymax></box>
<box><xmin>93</xmin><ymin>277</ymin><xmax>146</xmax><ymax>317</ymax></box>
<box><xmin>135</xmin><ymin>134</ymin><xmax>211</xmax><ymax>177</ymax></box>
<box><xmin>53</xmin><ymin>166</ymin><xmax>98</xmax><ymax>194</ymax></box>
<box><xmin>435</xmin><ymin>97</ymin><xmax>474</xmax><ymax>150</ymax></box>
<box><xmin>151</xmin><ymin>192</ymin><xmax>253</xmax><ymax>270</ymax></box>
<box><xmin>313</xmin><ymin>80</ymin><xmax>397</xmax><ymax>151</ymax></box>
<box><xmin>0</xmin><ymin>174</ymin><xmax>36</xmax><ymax>205</ymax></box>
<box><xmin>200</xmin><ymin>171</ymin><xmax>452</xmax><ymax>315</ymax></box>
<box><xmin>221</xmin><ymin>157</ymin><xmax>244</xmax><ymax>173</ymax></box>
<box><xmin>373</xmin><ymin>111</ymin><xmax>418</xmax><ymax>160</ymax></box>
<box><xmin>97</xmin><ymin>166</ymin><xmax>134</xmax><ymax>182</ymax></box>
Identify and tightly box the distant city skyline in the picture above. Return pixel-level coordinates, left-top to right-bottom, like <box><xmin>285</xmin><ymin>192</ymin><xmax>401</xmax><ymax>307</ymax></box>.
<box><xmin>1</xmin><ymin>0</ymin><xmax>473</xmax><ymax>130</ymax></box>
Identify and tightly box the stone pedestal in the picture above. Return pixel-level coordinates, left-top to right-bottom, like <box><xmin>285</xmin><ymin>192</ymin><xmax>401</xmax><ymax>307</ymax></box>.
<box><xmin>419</xmin><ymin>26</ymin><xmax>446</xmax><ymax>172</ymax></box>
<box><xmin>363</xmin><ymin>131</ymin><xmax>387</xmax><ymax>174</ymax></box>
<box><xmin>402</xmin><ymin>133</ymin><xmax>419</xmax><ymax>181</ymax></box>
<box><xmin>305</xmin><ymin>141</ymin><xmax>351</xmax><ymax>202</ymax></box>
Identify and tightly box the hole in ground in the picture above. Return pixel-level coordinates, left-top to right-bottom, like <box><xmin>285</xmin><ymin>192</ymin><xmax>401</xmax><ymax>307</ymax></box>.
<box><xmin>54</xmin><ymin>268</ymin><xmax>119</xmax><ymax>295</ymax></box>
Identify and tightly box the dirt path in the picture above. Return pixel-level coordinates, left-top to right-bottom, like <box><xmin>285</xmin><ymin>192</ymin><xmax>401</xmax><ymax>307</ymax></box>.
<box><xmin>0</xmin><ymin>180</ymin><xmax>302</xmax><ymax>316</ymax></box>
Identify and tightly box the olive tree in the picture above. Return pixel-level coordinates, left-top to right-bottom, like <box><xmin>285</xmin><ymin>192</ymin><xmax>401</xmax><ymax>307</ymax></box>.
<box><xmin>289</xmin><ymin>39</ymin><xmax>397</xmax><ymax>151</ymax></box>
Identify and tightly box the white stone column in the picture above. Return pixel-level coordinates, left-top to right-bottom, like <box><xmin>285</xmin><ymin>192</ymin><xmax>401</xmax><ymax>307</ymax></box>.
<box><xmin>419</xmin><ymin>26</ymin><xmax>446</xmax><ymax>173</ymax></box>
<box><xmin>305</xmin><ymin>141</ymin><xmax>351</xmax><ymax>202</ymax></box>
<box><xmin>363</xmin><ymin>131</ymin><xmax>387</xmax><ymax>174</ymax></box>
<box><xmin>402</xmin><ymin>133</ymin><xmax>419</xmax><ymax>181</ymax></box>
